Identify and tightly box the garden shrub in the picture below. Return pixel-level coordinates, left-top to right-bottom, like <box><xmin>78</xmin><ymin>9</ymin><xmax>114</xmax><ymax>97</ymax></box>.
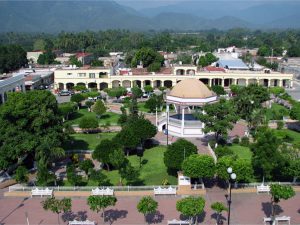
<box><xmin>240</xmin><ymin>136</ymin><xmax>250</xmax><ymax>147</ymax></box>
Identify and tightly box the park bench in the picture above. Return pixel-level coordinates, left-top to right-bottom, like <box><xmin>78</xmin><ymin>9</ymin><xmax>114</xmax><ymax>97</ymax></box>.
<box><xmin>154</xmin><ymin>186</ymin><xmax>176</xmax><ymax>195</ymax></box>
<box><xmin>167</xmin><ymin>219</ymin><xmax>189</xmax><ymax>225</ymax></box>
<box><xmin>31</xmin><ymin>188</ymin><xmax>53</xmax><ymax>197</ymax></box>
<box><xmin>263</xmin><ymin>216</ymin><xmax>290</xmax><ymax>225</ymax></box>
<box><xmin>68</xmin><ymin>219</ymin><xmax>95</xmax><ymax>225</ymax></box>
<box><xmin>91</xmin><ymin>187</ymin><xmax>114</xmax><ymax>196</ymax></box>
<box><xmin>257</xmin><ymin>184</ymin><xmax>270</xmax><ymax>194</ymax></box>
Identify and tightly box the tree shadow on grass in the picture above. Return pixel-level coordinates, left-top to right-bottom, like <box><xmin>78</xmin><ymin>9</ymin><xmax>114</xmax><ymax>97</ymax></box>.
<box><xmin>145</xmin><ymin>210</ymin><xmax>164</xmax><ymax>224</ymax></box>
<box><xmin>105</xmin><ymin>209</ymin><xmax>128</xmax><ymax>225</ymax></box>
<box><xmin>261</xmin><ymin>202</ymin><xmax>283</xmax><ymax>217</ymax></box>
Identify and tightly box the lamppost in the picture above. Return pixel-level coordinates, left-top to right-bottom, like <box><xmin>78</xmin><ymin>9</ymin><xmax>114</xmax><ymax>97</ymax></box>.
<box><xmin>227</xmin><ymin>167</ymin><xmax>236</xmax><ymax>225</ymax></box>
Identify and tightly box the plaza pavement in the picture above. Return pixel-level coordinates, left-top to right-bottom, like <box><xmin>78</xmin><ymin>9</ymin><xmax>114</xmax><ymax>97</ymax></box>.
<box><xmin>1</xmin><ymin>188</ymin><xmax>299</xmax><ymax>225</ymax></box>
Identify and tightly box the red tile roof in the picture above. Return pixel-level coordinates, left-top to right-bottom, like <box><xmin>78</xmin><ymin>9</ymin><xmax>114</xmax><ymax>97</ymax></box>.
<box><xmin>76</xmin><ymin>52</ymin><xmax>92</xmax><ymax>58</ymax></box>
<box><xmin>204</xmin><ymin>66</ymin><xmax>225</xmax><ymax>72</ymax></box>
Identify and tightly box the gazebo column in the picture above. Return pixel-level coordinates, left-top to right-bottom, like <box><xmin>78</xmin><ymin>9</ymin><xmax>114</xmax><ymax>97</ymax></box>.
<box><xmin>181</xmin><ymin>107</ymin><xmax>185</xmax><ymax>136</ymax></box>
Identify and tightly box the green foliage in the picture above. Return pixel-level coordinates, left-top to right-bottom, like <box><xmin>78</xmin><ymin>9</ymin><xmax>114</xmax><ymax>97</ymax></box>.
<box><xmin>240</xmin><ymin>136</ymin><xmax>250</xmax><ymax>147</ymax></box>
<box><xmin>211</xmin><ymin>85</ymin><xmax>226</xmax><ymax>96</ymax></box>
<box><xmin>232</xmin><ymin>137</ymin><xmax>240</xmax><ymax>144</ymax></box>
<box><xmin>164</xmin><ymin>138</ymin><xmax>197</xmax><ymax>171</ymax></box>
<box><xmin>0</xmin><ymin>91</ymin><xmax>64</xmax><ymax>171</ymax></box>
<box><xmin>93</xmin><ymin>139</ymin><xmax>120</xmax><ymax>170</ymax></box>
<box><xmin>36</xmin><ymin>160</ymin><xmax>57</xmax><ymax>186</ymax></box>
<box><xmin>91</xmin><ymin>59</ymin><xmax>103</xmax><ymax>67</ymax></box>
<box><xmin>0</xmin><ymin>44</ymin><xmax>27</xmax><ymax>73</ymax></box>
<box><xmin>198</xmin><ymin>52</ymin><xmax>218</xmax><ymax>67</ymax></box>
<box><xmin>233</xmin><ymin>159</ymin><xmax>254</xmax><ymax>183</ymax></box>
<box><xmin>182</xmin><ymin>154</ymin><xmax>215</xmax><ymax>179</ymax></box>
<box><xmin>175</xmin><ymin>53</ymin><xmax>192</xmax><ymax>64</ymax></box>
<box><xmin>215</xmin><ymin>156</ymin><xmax>233</xmax><ymax>180</ymax></box>
<box><xmin>144</xmin><ymin>94</ymin><xmax>164</xmax><ymax>113</ymax></box>
<box><xmin>144</xmin><ymin>85</ymin><xmax>153</xmax><ymax>93</ymax></box>
<box><xmin>269</xmin><ymin>87</ymin><xmax>285</xmax><ymax>96</ymax></box>
<box><xmin>290</xmin><ymin>103</ymin><xmax>300</xmax><ymax>121</ymax></box>
<box><xmin>131</xmin><ymin>47</ymin><xmax>164</xmax><ymax>69</ymax></box>
<box><xmin>93</xmin><ymin>100</ymin><xmax>106</xmax><ymax>118</ymax></box>
<box><xmin>137</xmin><ymin>196</ymin><xmax>158</xmax><ymax>220</ymax></box>
<box><xmin>66</xmin><ymin>165</ymin><xmax>82</xmax><ymax>186</ymax></box>
<box><xmin>85</xmin><ymin>100</ymin><xmax>94</xmax><ymax>110</ymax></box>
<box><xmin>114</xmin><ymin>127</ymin><xmax>140</xmax><ymax>151</ymax></box>
<box><xmin>42</xmin><ymin>197</ymin><xmax>72</xmax><ymax>224</ymax></box>
<box><xmin>106</xmin><ymin>87</ymin><xmax>127</xmax><ymax>99</ymax></box>
<box><xmin>70</xmin><ymin>93</ymin><xmax>85</xmax><ymax>105</ymax></box>
<box><xmin>59</xmin><ymin>102</ymin><xmax>77</xmax><ymax>120</ymax></box>
<box><xmin>211</xmin><ymin>202</ymin><xmax>228</xmax><ymax>224</ymax></box>
<box><xmin>87</xmin><ymin>196</ymin><xmax>117</xmax><ymax>222</ymax></box>
<box><xmin>147</xmin><ymin>61</ymin><xmax>162</xmax><ymax>72</ymax></box>
<box><xmin>79</xmin><ymin>116</ymin><xmax>98</xmax><ymax>130</ymax></box>
<box><xmin>15</xmin><ymin>166</ymin><xmax>28</xmax><ymax>183</ymax></box>
<box><xmin>277</xmin><ymin>121</ymin><xmax>284</xmax><ymax>130</ymax></box>
<box><xmin>74</xmin><ymin>85</ymin><xmax>87</xmax><ymax>91</ymax></box>
<box><xmin>79</xmin><ymin>159</ymin><xmax>94</xmax><ymax>174</ymax></box>
<box><xmin>119</xmin><ymin>160</ymin><xmax>140</xmax><ymax>185</ymax></box>
<box><xmin>69</xmin><ymin>55</ymin><xmax>83</xmax><ymax>67</ymax></box>
<box><xmin>286</xmin><ymin>159</ymin><xmax>300</xmax><ymax>181</ymax></box>
<box><xmin>251</xmin><ymin>129</ymin><xmax>286</xmax><ymax>180</ymax></box>
<box><xmin>196</xmin><ymin>98</ymin><xmax>238</xmax><ymax>141</ymax></box>
<box><xmin>37</xmin><ymin>50</ymin><xmax>56</xmax><ymax>65</ymax></box>
<box><xmin>176</xmin><ymin>196</ymin><xmax>205</xmax><ymax>222</ymax></box>
<box><xmin>214</xmin><ymin>146</ymin><xmax>234</xmax><ymax>158</ymax></box>
<box><xmin>88</xmin><ymin>169</ymin><xmax>111</xmax><ymax>186</ymax></box>
<box><xmin>131</xmin><ymin>86</ymin><xmax>143</xmax><ymax>98</ymax></box>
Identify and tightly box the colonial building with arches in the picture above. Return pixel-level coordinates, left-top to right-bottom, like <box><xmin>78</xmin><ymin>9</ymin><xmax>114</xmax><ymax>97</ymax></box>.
<box><xmin>0</xmin><ymin>74</ymin><xmax>25</xmax><ymax>104</ymax></box>
<box><xmin>54</xmin><ymin>65</ymin><xmax>294</xmax><ymax>91</ymax></box>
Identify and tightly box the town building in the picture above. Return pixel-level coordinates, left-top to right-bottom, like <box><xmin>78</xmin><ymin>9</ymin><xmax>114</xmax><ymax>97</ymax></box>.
<box><xmin>54</xmin><ymin>64</ymin><xmax>294</xmax><ymax>91</ymax></box>
<box><xmin>27</xmin><ymin>50</ymin><xmax>44</xmax><ymax>64</ymax></box>
<box><xmin>0</xmin><ymin>74</ymin><xmax>25</xmax><ymax>104</ymax></box>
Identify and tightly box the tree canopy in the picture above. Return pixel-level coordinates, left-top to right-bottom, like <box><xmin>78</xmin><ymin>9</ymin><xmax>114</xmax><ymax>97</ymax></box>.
<box><xmin>0</xmin><ymin>44</ymin><xmax>27</xmax><ymax>73</ymax></box>
<box><xmin>182</xmin><ymin>154</ymin><xmax>215</xmax><ymax>179</ymax></box>
<box><xmin>137</xmin><ymin>196</ymin><xmax>158</xmax><ymax>223</ymax></box>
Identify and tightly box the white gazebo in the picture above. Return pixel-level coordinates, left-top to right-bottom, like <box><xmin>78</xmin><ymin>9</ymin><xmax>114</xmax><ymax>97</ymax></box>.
<box><xmin>158</xmin><ymin>79</ymin><xmax>217</xmax><ymax>137</ymax></box>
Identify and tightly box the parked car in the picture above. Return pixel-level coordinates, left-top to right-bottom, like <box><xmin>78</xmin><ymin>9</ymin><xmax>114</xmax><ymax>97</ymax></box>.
<box><xmin>58</xmin><ymin>90</ymin><xmax>71</xmax><ymax>96</ymax></box>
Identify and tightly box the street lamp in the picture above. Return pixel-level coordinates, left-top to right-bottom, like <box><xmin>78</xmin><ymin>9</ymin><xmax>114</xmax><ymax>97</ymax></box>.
<box><xmin>227</xmin><ymin>167</ymin><xmax>236</xmax><ymax>225</ymax></box>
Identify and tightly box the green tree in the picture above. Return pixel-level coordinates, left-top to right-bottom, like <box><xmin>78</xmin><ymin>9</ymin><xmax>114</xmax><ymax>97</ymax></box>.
<box><xmin>88</xmin><ymin>169</ymin><xmax>111</xmax><ymax>186</ymax></box>
<box><xmin>182</xmin><ymin>155</ymin><xmax>215</xmax><ymax>180</ymax></box>
<box><xmin>114</xmin><ymin>127</ymin><xmax>140</xmax><ymax>156</ymax></box>
<box><xmin>211</xmin><ymin>202</ymin><xmax>228</xmax><ymax>225</ymax></box>
<box><xmin>131</xmin><ymin>47</ymin><xmax>164</xmax><ymax>68</ymax></box>
<box><xmin>286</xmin><ymin>158</ymin><xmax>300</xmax><ymax>182</ymax></box>
<box><xmin>107</xmin><ymin>87</ymin><xmax>127</xmax><ymax>99</ymax></box>
<box><xmin>37</xmin><ymin>50</ymin><xmax>56</xmax><ymax>65</ymax></box>
<box><xmin>290</xmin><ymin>103</ymin><xmax>300</xmax><ymax>121</ymax></box>
<box><xmin>87</xmin><ymin>196</ymin><xmax>117</xmax><ymax>223</ymax></box>
<box><xmin>36</xmin><ymin>160</ymin><xmax>57</xmax><ymax>186</ymax></box>
<box><xmin>270</xmin><ymin>184</ymin><xmax>295</xmax><ymax>220</ymax></box>
<box><xmin>66</xmin><ymin>165</ymin><xmax>82</xmax><ymax>186</ymax></box>
<box><xmin>58</xmin><ymin>102</ymin><xmax>76</xmax><ymax>120</ymax></box>
<box><xmin>233</xmin><ymin>159</ymin><xmax>254</xmax><ymax>183</ymax></box>
<box><xmin>176</xmin><ymin>196</ymin><xmax>205</xmax><ymax>225</ymax></box>
<box><xmin>251</xmin><ymin>129</ymin><xmax>285</xmax><ymax>181</ymax></box>
<box><xmin>74</xmin><ymin>85</ymin><xmax>87</xmax><ymax>91</ymax></box>
<box><xmin>79</xmin><ymin>117</ymin><xmax>98</xmax><ymax>132</ymax></box>
<box><xmin>41</xmin><ymin>197</ymin><xmax>72</xmax><ymax>225</ymax></box>
<box><xmin>215</xmin><ymin>156</ymin><xmax>233</xmax><ymax>181</ymax></box>
<box><xmin>91</xmin><ymin>59</ymin><xmax>103</xmax><ymax>67</ymax></box>
<box><xmin>198</xmin><ymin>55</ymin><xmax>208</xmax><ymax>67</ymax></box>
<box><xmin>211</xmin><ymin>85</ymin><xmax>226</xmax><ymax>96</ymax></box>
<box><xmin>69</xmin><ymin>55</ymin><xmax>83</xmax><ymax>67</ymax></box>
<box><xmin>137</xmin><ymin>196</ymin><xmax>158</xmax><ymax>224</ymax></box>
<box><xmin>196</xmin><ymin>98</ymin><xmax>238</xmax><ymax>142</ymax></box>
<box><xmin>70</xmin><ymin>93</ymin><xmax>85</xmax><ymax>109</ymax></box>
<box><xmin>15</xmin><ymin>166</ymin><xmax>28</xmax><ymax>183</ymax></box>
<box><xmin>93</xmin><ymin>139</ymin><xmax>120</xmax><ymax>171</ymax></box>
<box><xmin>131</xmin><ymin>86</ymin><xmax>143</xmax><ymax>99</ymax></box>
<box><xmin>0</xmin><ymin>45</ymin><xmax>28</xmax><ymax>73</ymax></box>
<box><xmin>85</xmin><ymin>100</ymin><xmax>94</xmax><ymax>112</ymax></box>
<box><xmin>164</xmin><ymin>139</ymin><xmax>197</xmax><ymax>172</ymax></box>
<box><xmin>147</xmin><ymin>62</ymin><xmax>162</xmax><ymax>72</ymax></box>
<box><xmin>79</xmin><ymin>159</ymin><xmax>94</xmax><ymax>175</ymax></box>
<box><xmin>144</xmin><ymin>85</ymin><xmax>153</xmax><ymax>93</ymax></box>
<box><xmin>0</xmin><ymin>91</ymin><xmax>64</xmax><ymax>172</ymax></box>
<box><xmin>119</xmin><ymin>160</ymin><xmax>140</xmax><ymax>185</ymax></box>
<box><xmin>93</xmin><ymin>100</ymin><xmax>106</xmax><ymax>118</ymax></box>
<box><xmin>269</xmin><ymin>87</ymin><xmax>285</xmax><ymax>96</ymax></box>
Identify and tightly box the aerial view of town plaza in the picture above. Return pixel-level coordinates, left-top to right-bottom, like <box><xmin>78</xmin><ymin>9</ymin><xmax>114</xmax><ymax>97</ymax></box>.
<box><xmin>1</xmin><ymin>0</ymin><xmax>300</xmax><ymax>225</ymax></box>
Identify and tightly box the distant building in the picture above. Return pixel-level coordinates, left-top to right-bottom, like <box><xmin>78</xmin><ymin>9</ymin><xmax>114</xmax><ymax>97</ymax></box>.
<box><xmin>17</xmin><ymin>68</ymin><xmax>54</xmax><ymax>90</ymax></box>
<box><xmin>27</xmin><ymin>50</ymin><xmax>44</xmax><ymax>64</ymax></box>
<box><xmin>216</xmin><ymin>59</ymin><xmax>249</xmax><ymax>70</ymax></box>
<box><xmin>0</xmin><ymin>74</ymin><xmax>25</xmax><ymax>104</ymax></box>
<box><xmin>76</xmin><ymin>52</ymin><xmax>93</xmax><ymax>65</ymax></box>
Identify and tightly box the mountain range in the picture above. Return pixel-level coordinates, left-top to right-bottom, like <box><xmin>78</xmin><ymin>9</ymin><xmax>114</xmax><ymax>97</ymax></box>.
<box><xmin>0</xmin><ymin>0</ymin><xmax>300</xmax><ymax>33</ymax></box>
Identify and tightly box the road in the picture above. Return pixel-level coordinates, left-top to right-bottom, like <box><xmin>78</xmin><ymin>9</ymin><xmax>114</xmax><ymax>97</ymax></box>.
<box><xmin>286</xmin><ymin>80</ymin><xmax>300</xmax><ymax>101</ymax></box>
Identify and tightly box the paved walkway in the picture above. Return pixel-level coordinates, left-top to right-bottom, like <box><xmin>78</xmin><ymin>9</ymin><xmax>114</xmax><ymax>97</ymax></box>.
<box><xmin>1</xmin><ymin>188</ymin><xmax>300</xmax><ymax>225</ymax></box>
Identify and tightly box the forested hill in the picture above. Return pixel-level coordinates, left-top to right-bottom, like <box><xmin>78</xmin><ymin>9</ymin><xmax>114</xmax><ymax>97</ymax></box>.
<box><xmin>1</xmin><ymin>0</ymin><xmax>300</xmax><ymax>33</ymax></box>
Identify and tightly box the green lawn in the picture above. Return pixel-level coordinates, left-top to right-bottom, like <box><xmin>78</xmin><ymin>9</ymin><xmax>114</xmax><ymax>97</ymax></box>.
<box><xmin>62</xmin><ymin>133</ymin><xmax>117</xmax><ymax>150</ymax></box>
<box><xmin>104</xmin><ymin>146</ymin><xmax>177</xmax><ymax>186</ymax></box>
<box><xmin>265</xmin><ymin>103</ymin><xmax>290</xmax><ymax>121</ymax></box>
<box><xmin>273</xmin><ymin>129</ymin><xmax>300</xmax><ymax>146</ymax></box>
<box><xmin>68</xmin><ymin>107</ymin><xmax>120</xmax><ymax>125</ymax></box>
<box><xmin>228</xmin><ymin>144</ymin><xmax>252</xmax><ymax>161</ymax></box>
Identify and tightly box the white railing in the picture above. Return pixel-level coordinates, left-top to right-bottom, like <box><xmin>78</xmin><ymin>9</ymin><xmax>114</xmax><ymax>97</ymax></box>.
<box><xmin>9</xmin><ymin>185</ymin><xmax>178</xmax><ymax>192</ymax></box>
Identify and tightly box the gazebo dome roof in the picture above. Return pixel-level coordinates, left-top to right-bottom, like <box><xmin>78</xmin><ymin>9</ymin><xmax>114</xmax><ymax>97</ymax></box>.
<box><xmin>169</xmin><ymin>79</ymin><xmax>214</xmax><ymax>99</ymax></box>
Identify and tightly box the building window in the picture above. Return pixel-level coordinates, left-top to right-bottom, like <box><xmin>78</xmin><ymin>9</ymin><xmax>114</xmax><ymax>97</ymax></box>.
<box><xmin>67</xmin><ymin>73</ymin><xmax>72</xmax><ymax>75</ymax></box>
<box><xmin>99</xmin><ymin>72</ymin><xmax>107</xmax><ymax>78</ymax></box>
<box><xmin>78</xmin><ymin>73</ymin><xmax>86</xmax><ymax>77</ymax></box>
<box><xmin>89</xmin><ymin>73</ymin><xmax>95</xmax><ymax>78</ymax></box>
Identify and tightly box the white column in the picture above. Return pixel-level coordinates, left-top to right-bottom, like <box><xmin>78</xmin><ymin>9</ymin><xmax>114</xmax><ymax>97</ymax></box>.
<box><xmin>167</xmin><ymin>104</ymin><xmax>170</xmax><ymax>127</ymax></box>
<box><xmin>181</xmin><ymin>107</ymin><xmax>185</xmax><ymax>136</ymax></box>
<box><xmin>278</xmin><ymin>79</ymin><xmax>282</xmax><ymax>87</ymax></box>
<box><xmin>290</xmin><ymin>80</ymin><xmax>293</xmax><ymax>88</ymax></box>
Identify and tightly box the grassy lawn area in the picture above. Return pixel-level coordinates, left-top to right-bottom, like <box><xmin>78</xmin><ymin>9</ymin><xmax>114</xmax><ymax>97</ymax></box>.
<box><xmin>68</xmin><ymin>107</ymin><xmax>120</xmax><ymax>125</ymax></box>
<box><xmin>104</xmin><ymin>146</ymin><xmax>177</xmax><ymax>186</ymax></box>
<box><xmin>62</xmin><ymin>133</ymin><xmax>117</xmax><ymax>150</ymax></box>
<box><xmin>265</xmin><ymin>103</ymin><xmax>290</xmax><ymax>121</ymax></box>
<box><xmin>274</xmin><ymin>129</ymin><xmax>300</xmax><ymax>146</ymax></box>
<box><xmin>228</xmin><ymin>144</ymin><xmax>252</xmax><ymax>161</ymax></box>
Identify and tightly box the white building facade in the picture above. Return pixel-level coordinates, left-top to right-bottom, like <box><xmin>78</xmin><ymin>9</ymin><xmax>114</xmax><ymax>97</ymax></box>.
<box><xmin>0</xmin><ymin>74</ymin><xmax>25</xmax><ymax>104</ymax></box>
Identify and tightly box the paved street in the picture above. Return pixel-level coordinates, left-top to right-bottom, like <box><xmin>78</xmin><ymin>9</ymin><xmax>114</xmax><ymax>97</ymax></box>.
<box><xmin>286</xmin><ymin>80</ymin><xmax>300</xmax><ymax>101</ymax></box>
<box><xmin>0</xmin><ymin>188</ymin><xmax>299</xmax><ymax>225</ymax></box>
